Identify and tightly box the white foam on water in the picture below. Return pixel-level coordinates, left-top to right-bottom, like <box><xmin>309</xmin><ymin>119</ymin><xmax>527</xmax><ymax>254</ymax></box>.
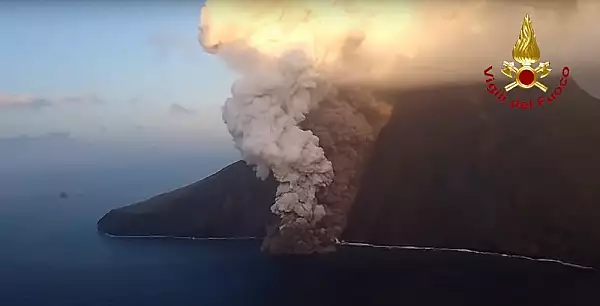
<box><xmin>336</xmin><ymin>239</ymin><xmax>594</xmax><ymax>271</ymax></box>
<box><xmin>101</xmin><ymin>234</ymin><xmax>594</xmax><ymax>270</ymax></box>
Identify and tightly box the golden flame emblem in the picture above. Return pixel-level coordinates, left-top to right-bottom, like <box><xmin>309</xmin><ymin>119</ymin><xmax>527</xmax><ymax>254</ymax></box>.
<box><xmin>501</xmin><ymin>14</ymin><xmax>551</xmax><ymax>92</ymax></box>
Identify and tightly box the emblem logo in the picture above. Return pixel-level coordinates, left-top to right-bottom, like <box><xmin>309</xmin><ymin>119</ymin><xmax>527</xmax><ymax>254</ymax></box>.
<box><xmin>501</xmin><ymin>14</ymin><xmax>551</xmax><ymax>92</ymax></box>
<box><xmin>483</xmin><ymin>14</ymin><xmax>571</xmax><ymax>110</ymax></box>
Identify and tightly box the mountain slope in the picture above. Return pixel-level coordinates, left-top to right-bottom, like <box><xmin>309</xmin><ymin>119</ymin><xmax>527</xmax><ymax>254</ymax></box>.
<box><xmin>98</xmin><ymin>78</ymin><xmax>600</xmax><ymax>267</ymax></box>
<box><xmin>344</xmin><ymin>78</ymin><xmax>600</xmax><ymax>267</ymax></box>
<box><xmin>98</xmin><ymin>161</ymin><xmax>277</xmax><ymax>238</ymax></box>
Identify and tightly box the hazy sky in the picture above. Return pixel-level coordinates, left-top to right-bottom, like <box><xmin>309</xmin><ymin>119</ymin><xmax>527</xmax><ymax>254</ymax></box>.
<box><xmin>2</xmin><ymin>0</ymin><xmax>599</xmax><ymax>182</ymax></box>
<box><xmin>0</xmin><ymin>0</ymin><xmax>233</xmax><ymax>144</ymax></box>
<box><xmin>0</xmin><ymin>1</ymin><xmax>246</xmax><ymax>190</ymax></box>
<box><xmin>4</xmin><ymin>1</ymin><xmax>599</xmax><ymax>145</ymax></box>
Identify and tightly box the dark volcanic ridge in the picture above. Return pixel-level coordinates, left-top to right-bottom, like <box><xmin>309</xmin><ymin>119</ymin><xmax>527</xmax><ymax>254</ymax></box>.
<box><xmin>97</xmin><ymin>161</ymin><xmax>277</xmax><ymax>238</ymax></box>
<box><xmin>99</xmin><ymin>79</ymin><xmax>600</xmax><ymax>268</ymax></box>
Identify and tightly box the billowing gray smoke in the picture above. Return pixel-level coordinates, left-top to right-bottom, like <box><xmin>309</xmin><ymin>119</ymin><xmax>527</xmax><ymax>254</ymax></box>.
<box><xmin>215</xmin><ymin>45</ymin><xmax>336</xmax><ymax>251</ymax></box>
<box><xmin>198</xmin><ymin>0</ymin><xmax>600</xmax><ymax>253</ymax></box>
<box><xmin>198</xmin><ymin>0</ymin><xmax>393</xmax><ymax>251</ymax></box>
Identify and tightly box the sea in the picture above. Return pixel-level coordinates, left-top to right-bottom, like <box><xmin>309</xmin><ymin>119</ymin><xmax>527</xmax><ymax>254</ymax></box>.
<box><xmin>1</xmin><ymin>163</ymin><xmax>599</xmax><ymax>306</ymax></box>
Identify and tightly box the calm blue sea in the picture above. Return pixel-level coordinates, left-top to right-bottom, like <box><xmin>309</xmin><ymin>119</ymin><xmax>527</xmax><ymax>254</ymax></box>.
<box><xmin>0</xmin><ymin>166</ymin><xmax>599</xmax><ymax>306</ymax></box>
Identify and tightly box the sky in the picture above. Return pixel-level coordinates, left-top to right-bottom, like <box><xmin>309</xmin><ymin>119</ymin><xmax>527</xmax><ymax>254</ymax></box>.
<box><xmin>3</xmin><ymin>1</ymin><xmax>600</xmax><ymax>150</ymax></box>
<box><xmin>1</xmin><ymin>0</ymin><xmax>599</xmax><ymax>194</ymax></box>
<box><xmin>0</xmin><ymin>0</ymin><xmax>235</xmax><ymax>141</ymax></box>
<box><xmin>0</xmin><ymin>1</ymin><xmax>242</xmax><ymax>193</ymax></box>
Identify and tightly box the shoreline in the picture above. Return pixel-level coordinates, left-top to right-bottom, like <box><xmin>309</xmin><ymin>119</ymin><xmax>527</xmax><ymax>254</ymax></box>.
<box><xmin>338</xmin><ymin>240</ymin><xmax>595</xmax><ymax>271</ymax></box>
<box><xmin>100</xmin><ymin>233</ymin><xmax>594</xmax><ymax>270</ymax></box>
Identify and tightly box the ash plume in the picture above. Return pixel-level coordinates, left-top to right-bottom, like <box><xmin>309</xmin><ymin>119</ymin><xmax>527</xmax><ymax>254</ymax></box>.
<box><xmin>198</xmin><ymin>0</ymin><xmax>600</xmax><ymax>253</ymax></box>
<box><xmin>221</xmin><ymin>45</ymin><xmax>334</xmax><ymax>227</ymax></box>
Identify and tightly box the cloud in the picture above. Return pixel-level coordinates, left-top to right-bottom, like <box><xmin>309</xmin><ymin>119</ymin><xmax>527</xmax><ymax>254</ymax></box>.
<box><xmin>61</xmin><ymin>93</ymin><xmax>103</xmax><ymax>104</ymax></box>
<box><xmin>0</xmin><ymin>92</ymin><xmax>104</xmax><ymax>109</ymax></box>
<box><xmin>0</xmin><ymin>132</ymin><xmax>76</xmax><ymax>151</ymax></box>
<box><xmin>169</xmin><ymin>103</ymin><xmax>197</xmax><ymax>116</ymax></box>
<box><xmin>0</xmin><ymin>93</ymin><xmax>49</xmax><ymax>109</ymax></box>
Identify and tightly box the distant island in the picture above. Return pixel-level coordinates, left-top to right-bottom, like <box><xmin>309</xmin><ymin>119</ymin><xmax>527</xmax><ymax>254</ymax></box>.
<box><xmin>98</xmin><ymin>79</ymin><xmax>600</xmax><ymax>268</ymax></box>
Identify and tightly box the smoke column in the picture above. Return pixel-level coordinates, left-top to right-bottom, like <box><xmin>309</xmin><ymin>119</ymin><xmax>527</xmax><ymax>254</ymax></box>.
<box><xmin>199</xmin><ymin>2</ymin><xmax>341</xmax><ymax>251</ymax></box>
<box><xmin>222</xmin><ymin>46</ymin><xmax>333</xmax><ymax>225</ymax></box>
<box><xmin>198</xmin><ymin>0</ymin><xmax>600</xmax><ymax>253</ymax></box>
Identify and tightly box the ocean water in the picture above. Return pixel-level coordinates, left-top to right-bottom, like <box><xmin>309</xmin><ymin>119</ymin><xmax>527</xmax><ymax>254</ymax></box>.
<box><xmin>1</xmin><ymin>174</ymin><xmax>599</xmax><ymax>306</ymax></box>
